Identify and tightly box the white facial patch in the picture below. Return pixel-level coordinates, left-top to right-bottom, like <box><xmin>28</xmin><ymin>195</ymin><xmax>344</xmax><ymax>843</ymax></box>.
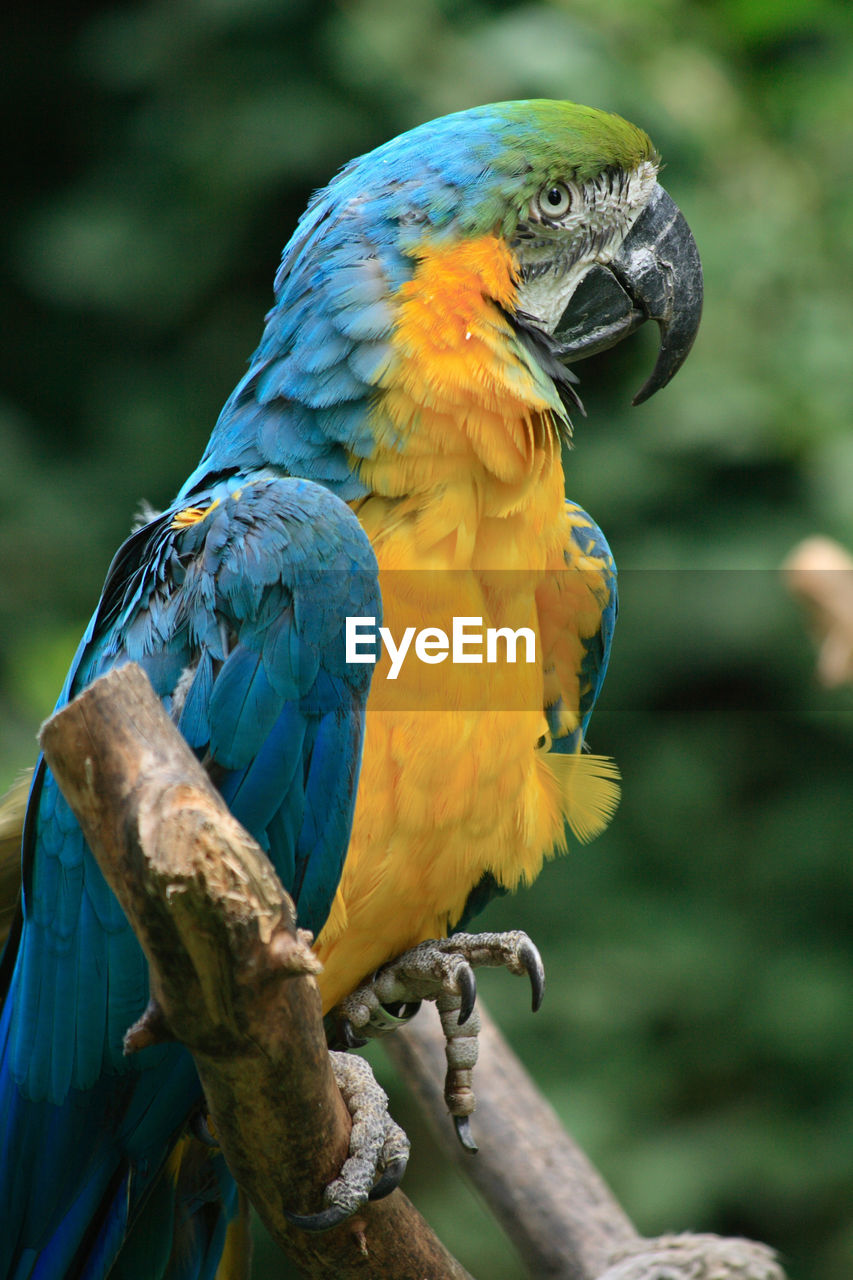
<box><xmin>515</xmin><ymin>159</ymin><xmax>659</xmax><ymax>333</ymax></box>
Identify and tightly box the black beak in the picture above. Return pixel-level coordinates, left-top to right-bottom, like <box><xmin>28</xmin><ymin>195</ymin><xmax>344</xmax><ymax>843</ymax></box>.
<box><xmin>555</xmin><ymin>184</ymin><xmax>703</xmax><ymax>405</ymax></box>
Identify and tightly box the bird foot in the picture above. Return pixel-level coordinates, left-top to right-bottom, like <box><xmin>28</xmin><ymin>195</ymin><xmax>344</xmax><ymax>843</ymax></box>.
<box><xmin>333</xmin><ymin>930</ymin><xmax>545</xmax><ymax>1153</ymax></box>
<box><xmin>335</xmin><ymin>930</ymin><xmax>545</xmax><ymax>1035</ymax></box>
<box><xmin>283</xmin><ymin>1051</ymin><xmax>410</xmax><ymax>1232</ymax></box>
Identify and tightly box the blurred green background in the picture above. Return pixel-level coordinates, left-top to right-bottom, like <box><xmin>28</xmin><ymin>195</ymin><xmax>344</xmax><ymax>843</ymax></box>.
<box><xmin>3</xmin><ymin>0</ymin><xmax>853</xmax><ymax>1276</ymax></box>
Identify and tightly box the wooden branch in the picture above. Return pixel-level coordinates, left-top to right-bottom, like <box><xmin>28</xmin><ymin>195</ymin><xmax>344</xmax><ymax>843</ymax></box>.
<box><xmin>387</xmin><ymin>1002</ymin><xmax>785</xmax><ymax>1280</ymax></box>
<box><xmin>36</xmin><ymin>659</ymin><xmax>786</xmax><ymax>1280</ymax></box>
<box><xmin>783</xmin><ymin>535</ymin><xmax>853</xmax><ymax>687</ymax></box>
<box><xmin>39</xmin><ymin>663</ymin><xmax>473</xmax><ymax>1280</ymax></box>
<box><xmin>0</xmin><ymin>772</ymin><xmax>29</xmax><ymax>949</ymax></box>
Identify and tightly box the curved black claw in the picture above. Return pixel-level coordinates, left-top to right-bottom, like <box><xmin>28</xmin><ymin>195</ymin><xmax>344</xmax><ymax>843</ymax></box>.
<box><xmin>519</xmin><ymin>938</ymin><xmax>545</xmax><ymax>1012</ymax></box>
<box><xmin>283</xmin><ymin>1204</ymin><xmax>354</xmax><ymax>1233</ymax></box>
<box><xmin>457</xmin><ymin>963</ymin><xmax>477</xmax><ymax>1025</ymax></box>
<box><xmin>340</xmin><ymin>1018</ymin><xmax>368</xmax><ymax>1050</ymax></box>
<box><xmin>454</xmin><ymin>1115</ymin><xmax>479</xmax><ymax>1154</ymax></box>
<box><xmin>367</xmin><ymin>1156</ymin><xmax>409</xmax><ymax>1202</ymax></box>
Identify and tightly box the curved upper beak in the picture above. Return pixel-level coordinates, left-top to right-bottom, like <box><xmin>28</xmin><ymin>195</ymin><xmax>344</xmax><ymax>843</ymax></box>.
<box><xmin>555</xmin><ymin>184</ymin><xmax>703</xmax><ymax>405</ymax></box>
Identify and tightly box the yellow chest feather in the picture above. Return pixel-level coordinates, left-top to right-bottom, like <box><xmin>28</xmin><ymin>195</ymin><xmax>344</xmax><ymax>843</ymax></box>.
<box><xmin>313</xmin><ymin>237</ymin><xmax>583</xmax><ymax>1008</ymax></box>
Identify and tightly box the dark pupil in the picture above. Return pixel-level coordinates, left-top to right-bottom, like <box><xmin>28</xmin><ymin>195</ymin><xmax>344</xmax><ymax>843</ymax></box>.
<box><xmin>546</xmin><ymin>187</ymin><xmax>564</xmax><ymax>206</ymax></box>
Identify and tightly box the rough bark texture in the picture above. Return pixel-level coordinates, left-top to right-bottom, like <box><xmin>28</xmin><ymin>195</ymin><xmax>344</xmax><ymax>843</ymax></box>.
<box><xmin>39</xmin><ymin>662</ymin><xmax>473</xmax><ymax>1280</ymax></box>
<box><xmin>0</xmin><ymin>772</ymin><xmax>28</xmax><ymax>948</ymax></box>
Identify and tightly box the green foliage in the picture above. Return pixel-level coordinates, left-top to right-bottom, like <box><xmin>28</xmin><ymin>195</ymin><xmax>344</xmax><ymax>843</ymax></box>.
<box><xmin>2</xmin><ymin>1</ymin><xmax>852</xmax><ymax>1276</ymax></box>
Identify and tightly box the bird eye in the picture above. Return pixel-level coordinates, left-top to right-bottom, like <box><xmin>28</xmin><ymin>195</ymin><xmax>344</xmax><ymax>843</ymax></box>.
<box><xmin>535</xmin><ymin>182</ymin><xmax>572</xmax><ymax>220</ymax></box>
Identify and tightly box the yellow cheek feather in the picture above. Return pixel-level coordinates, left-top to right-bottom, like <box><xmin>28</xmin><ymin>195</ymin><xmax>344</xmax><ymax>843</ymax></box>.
<box><xmin>313</xmin><ymin>234</ymin><xmax>618</xmax><ymax>1012</ymax></box>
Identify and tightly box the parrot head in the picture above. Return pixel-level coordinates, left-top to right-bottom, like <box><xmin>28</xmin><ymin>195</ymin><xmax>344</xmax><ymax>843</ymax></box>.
<box><xmin>287</xmin><ymin>99</ymin><xmax>701</xmax><ymax>404</ymax></box>
<box><xmin>492</xmin><ymin>101</ymin><xmax>703</xmax><ymax>405</ymax></box>
<box><xmin>187</xmin><ymin>100</ymin><xmax>701</xmax><ymax>501</ymax></box>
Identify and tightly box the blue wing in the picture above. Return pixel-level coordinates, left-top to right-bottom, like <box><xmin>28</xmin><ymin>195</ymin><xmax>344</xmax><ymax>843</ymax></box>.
<box><xmin>541</xmin><ymin>498</ymin><xmax>618</xmax><ymax>754</ymax></box>
<box><xmin>0</xmin><ymin>472</ymin><xmax>379</xmax><ymax>1279</ymax></box>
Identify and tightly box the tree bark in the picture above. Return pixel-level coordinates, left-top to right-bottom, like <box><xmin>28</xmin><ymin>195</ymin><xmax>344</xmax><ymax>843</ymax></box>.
<box><xmin>39</xmin><ymin>662</ymin><xmax>473</xmax><ymax>1280</ymax></box>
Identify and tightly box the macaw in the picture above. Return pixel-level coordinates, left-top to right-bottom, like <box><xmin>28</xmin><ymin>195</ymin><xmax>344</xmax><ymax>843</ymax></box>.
<box><xmin>0</xmin><ymin>99</ymin><xmax>701</xmax><ymax>1277</ymax></box>
<box><xmin>177</xmin><ymin>98</ymin><xmax>700</xmax><ymax>1011</ymax></box>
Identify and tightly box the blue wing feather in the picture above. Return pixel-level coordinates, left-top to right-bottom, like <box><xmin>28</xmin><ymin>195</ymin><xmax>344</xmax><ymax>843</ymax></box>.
<box><xmin>208</xmin><ymin>645</ymin><xmax>287</xmax><ymax>769</ymax></box>
<box><xmin>218</xmin><ymin>702</ymin><xmax>306</xmax><ymax>842</ymax></box>
<box><xmin>294</xmin><ymin>705</ymin><xmax>364</xmax><ymax>933</ymax></box>
<box><xmin>545</xmin><ymin>500</ymin><xmax>618</xmax><ymax>754</ymax></box>
<box><xmin>0</xmin><ymin>471</ymin><xmax>379</xmax><ymax>1278</ymax></box>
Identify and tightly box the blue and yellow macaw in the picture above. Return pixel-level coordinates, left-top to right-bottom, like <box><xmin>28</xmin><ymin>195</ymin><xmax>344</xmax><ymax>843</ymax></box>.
<box><xmin>0</xmin><ymin>100</ymin><xmax>701</xmax><ymax>1276</ymax></box>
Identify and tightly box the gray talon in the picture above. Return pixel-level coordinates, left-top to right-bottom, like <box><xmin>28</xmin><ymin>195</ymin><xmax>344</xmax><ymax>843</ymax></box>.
<box><xmin>332</xmin><ymin>929</ymin><xmax>545</xmax><ymax>1163</ymax></box>
<box><xmin>284</xmin><ymin>1052</ymin><xmax>410</xmax><ymax>1232</ymax></box>
<box><xmin>457</xmin><ymin>964</ymin><xmax>477</xmax><ymax>1024</ymax></box>
<box><xmin>454</xmin><ymin>1115</ymin><xmax>479</xmax><ymax>1153</ymax></box>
